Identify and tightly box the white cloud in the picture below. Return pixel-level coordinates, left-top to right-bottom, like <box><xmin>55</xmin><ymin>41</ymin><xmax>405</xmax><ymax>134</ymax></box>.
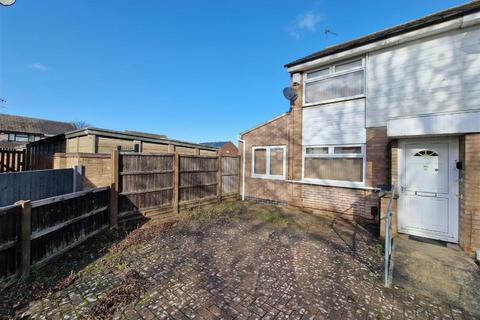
<box><xmin>29</xmin><ymin>63</ymin><xmax>48</xmax><ymax>72</ymax></box>
<box><xmin>288</xmin><ymin>11</ymin><xmax>321</xmax><ymax>39</ymax></box>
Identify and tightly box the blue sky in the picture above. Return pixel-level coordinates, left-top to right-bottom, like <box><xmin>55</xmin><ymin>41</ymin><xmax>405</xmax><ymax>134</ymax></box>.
<box><xmin>0</xmin><ymin>0</ymin><xmax>466</xmax><ymax>143</ymax></box>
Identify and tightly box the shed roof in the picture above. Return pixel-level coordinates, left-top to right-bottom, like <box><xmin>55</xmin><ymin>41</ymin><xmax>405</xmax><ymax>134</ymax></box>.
<box><xmin>285</xmin><ymin>1</ymin><xmax>480</xmax><ymax>68</ymax></box>
<box><xmin>0</xmin><ymin>113</ymin><xmax>75</xmax><ymax>135</ymax></box>
<box><xmin>200</xmin><ymin>141</ymin><xmax>231</xmax><ymax>148</ymax></box>
<box><xmin>28</xmin><ymin>127</ymin><xmax>219</xmax><ymax>151</ymax></box>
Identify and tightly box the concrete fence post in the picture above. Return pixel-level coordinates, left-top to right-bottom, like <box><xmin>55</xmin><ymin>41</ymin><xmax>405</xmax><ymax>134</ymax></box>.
<box><xmin>16</xmin><ymin>200</ymin><xmax>31</xmax><ymax>280</ymax></box>
<box><xmin>73</xmin><ymin>165</ymin><xmax>84</xmax><ymax>192</ymax></box>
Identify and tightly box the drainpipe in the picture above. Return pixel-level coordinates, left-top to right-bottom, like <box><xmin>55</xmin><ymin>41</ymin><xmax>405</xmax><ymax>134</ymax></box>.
<box><xmin>238</xmin><ymin>137</ymin><xmax>246</xmax><ymax>201</ymax></box>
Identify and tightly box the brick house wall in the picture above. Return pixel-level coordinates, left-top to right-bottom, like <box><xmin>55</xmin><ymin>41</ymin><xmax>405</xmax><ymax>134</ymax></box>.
<box><xmin>459</xmin><ymin>134</ymin><xmax>480</xmax><ymax>252</ymax></box>
<box><xmin>291</xmin><ymin>183</ymin><xmax>378</xmax><ymax>219</ymax></box>
<box><xmin>240</xmin><ymin>71</ymin><xmax>388</xmax><ymax>221</ymax></box>
<box><xmin>241</xmin><ymin>113</ymin><xmax>292</xmax><ymax>204</ymax></box>
<box><xmin>240</xmin><ymin>76</ymin><xmax>383</xmax><ymax>220</ymax></box>
<box><xmin>366</xmin><ymin>127</ymin><xmax>390</xmax><ymax>188</ymax></box>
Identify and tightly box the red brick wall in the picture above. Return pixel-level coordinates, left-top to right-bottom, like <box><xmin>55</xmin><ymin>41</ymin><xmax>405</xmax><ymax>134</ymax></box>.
<box><xmin>241</xmin><ymin>113</ymin><xmax>292</xmax><ymax>203</ymax></box>
<box><xmin>459</xmin><ymin>134</ymin><xmax>480</xmax><ymax>253</ymax></box>
<box><xmin>292</xmin><ymin>183</ymin><xmax>378</xmax><ymax>220</ymax></box>
<box><xmin>366</xmin><ymin>127</ymin><xmax>390</xmax><ymax>188</ymax></box>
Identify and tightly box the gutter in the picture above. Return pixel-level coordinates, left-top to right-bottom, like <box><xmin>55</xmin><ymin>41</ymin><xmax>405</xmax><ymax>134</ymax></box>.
<box><xmin>287</xmin><ymin>12</ymin><xmax>480</xmax><ymax>73</ymax></box>
<box><xmin>238</xmin><ymin>137</ymin><xmax>246</xmax><ymax>201</ymax></box>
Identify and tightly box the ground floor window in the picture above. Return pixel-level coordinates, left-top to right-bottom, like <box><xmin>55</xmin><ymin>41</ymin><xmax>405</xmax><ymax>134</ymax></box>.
<box><xmin>303</xmin><ymin>145</ymin><xmax>365</xmax><ymax>186</ymax></box>
<box><xmin>252</xmin><ymin>146</ymin><xmax>286</xmax><ymax>179</ymax></box>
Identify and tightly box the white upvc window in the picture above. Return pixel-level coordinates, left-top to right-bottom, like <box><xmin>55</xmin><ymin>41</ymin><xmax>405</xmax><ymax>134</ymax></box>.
<box><xmin>302</xmin><ymin>144</ymin><xmax>366</xmax><ymax>188</ymax></box>
<box><xmin>304</xmin><ymin>58</ymin><xmax>365</xmax><ymax>106</ymax></box>
<box><xmin>252</xmin><ymin>146</ymin><xmax>286</xmax><ymax>180</ymax></box>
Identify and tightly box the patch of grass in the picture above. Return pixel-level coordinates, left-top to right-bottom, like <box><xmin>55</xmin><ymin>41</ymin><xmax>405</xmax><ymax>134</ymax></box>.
<box><xmin>257</xmin><ymin>212</ymin><xmax>295</xmax><ymax>226</ymax></box>
<box><xmin>185</xmin><ymin>200</ymin><xmax>247</xmax><ymax>221</ymax></box>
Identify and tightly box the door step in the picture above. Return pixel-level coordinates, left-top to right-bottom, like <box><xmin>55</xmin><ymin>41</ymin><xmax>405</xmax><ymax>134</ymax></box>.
<box><xmin>408</xmin><ymin>235</ymin><xmax>446</xmax><ymax>247</ymax></box>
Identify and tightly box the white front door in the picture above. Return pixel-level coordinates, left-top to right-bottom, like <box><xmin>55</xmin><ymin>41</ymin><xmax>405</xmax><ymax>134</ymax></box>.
<box><xmin>398</xmin><ymin>138</ymin><xmax>459</xmax><ymax>242</ymax></box>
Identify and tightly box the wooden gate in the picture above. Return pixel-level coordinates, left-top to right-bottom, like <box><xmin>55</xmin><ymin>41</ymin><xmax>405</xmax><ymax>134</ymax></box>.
<box><xmin>0</xmin><ymin>148</ymin><xmax>26</xmax><ymax>173</ymax></box>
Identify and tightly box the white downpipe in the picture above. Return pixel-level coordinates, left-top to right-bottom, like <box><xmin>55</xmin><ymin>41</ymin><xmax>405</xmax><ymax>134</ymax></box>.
<box><xmin>238</xmin><ymin>137</ymin><xmax>246</xmax><ymax>201</ymax></box>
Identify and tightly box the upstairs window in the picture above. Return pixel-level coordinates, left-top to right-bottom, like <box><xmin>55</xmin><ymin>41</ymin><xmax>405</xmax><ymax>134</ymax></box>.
<box><xmin>304</xmin><ymin>58</ymin><xmax>365</xmax><ymax>105</ymax></box>
<box><xmin>252</xmin><ymin>146</ymin><xmax>286</xmax><ymax>179</ymax></box>
<box><xmin>7</xmin><ymin>133</ymin><xmax>37</xmax><ymax>142</ymax></box>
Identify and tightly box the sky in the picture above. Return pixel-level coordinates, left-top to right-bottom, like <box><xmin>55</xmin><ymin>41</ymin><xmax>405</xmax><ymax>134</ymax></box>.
<box><xmin>0</xmin><ymin>0</ymin><xmax>467</xmax><ymax>144</ymax></box>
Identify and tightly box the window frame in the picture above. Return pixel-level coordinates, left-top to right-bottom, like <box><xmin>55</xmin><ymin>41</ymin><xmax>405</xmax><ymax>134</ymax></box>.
<box><xmin>303</xmin><ymin>58</ymin><xmax>366</xmax><ymax>107</ymax></box>
<box><xmin>302</xmin><ymin>144</ymin><xmax>366</xmax><ymax>188</ymax></box>
<box><xmin>251</xmin><ymin>145</ymin><xmax>287</xmax><ymax>180</ymax></box>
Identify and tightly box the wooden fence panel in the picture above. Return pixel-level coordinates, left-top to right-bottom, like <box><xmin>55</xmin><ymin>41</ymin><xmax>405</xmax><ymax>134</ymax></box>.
<box><xmin>221</xmin><ymin>157</ymin><xmax>240</xmax><ymax>195</ymax></box>
<box><xmin>30</xmin><ymin>188</ymin><xmax>109</xmax><ymax>266</ymax></box>
<box><xmin>179</xmin><ymin>156</ymin><xmax>218</xmax><ymax>202</ymax></box>
<box><xmin>118</xmin><ymin>153</ymin><xmax>175</xmax><ymax>219</ymax></box>
<box><xmin>0</xmin><ymin>149</ymin><xmax>25</xmax><ymax>173</ymax></box>
<box><xmin>113</xmin><ymin>153</ymin><xmax>240</xmax><ymax>223</ymax></box>
<box><xmin>0</xmin><ymin>168</ymin><xmax>77</xmax><ymax>207</ymax></box>
<box><xmin>0</xmin><ymin>205</ymin><xmax>21</xmax><ymax>281</ymax></box>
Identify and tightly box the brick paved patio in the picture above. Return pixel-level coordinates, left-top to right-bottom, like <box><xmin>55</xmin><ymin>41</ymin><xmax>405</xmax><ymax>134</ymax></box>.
<box><xmin>14</xmin><ymin>202</ymin><xmax>477</xmax><ymax>319</ymax></box>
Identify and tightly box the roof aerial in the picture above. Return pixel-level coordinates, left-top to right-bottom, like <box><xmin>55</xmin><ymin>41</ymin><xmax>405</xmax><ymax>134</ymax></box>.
<box><xmin>285</xmin><ymin>1</ymin><xmax>480</xmax><ymax>68</ymax></box>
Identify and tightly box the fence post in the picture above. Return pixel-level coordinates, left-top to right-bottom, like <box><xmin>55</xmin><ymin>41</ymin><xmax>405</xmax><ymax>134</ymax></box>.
<box><xmin>172</xmin><ymin>152</ymin><xmax>180</xmax><ymax>214</ymax></box>
<box><xmin>16</xmin><ymin>200</ymin><xmax>31</xmax><ymax>280</ymax></box>
<box><xmin>110</xmin><ymin>149</ymin><xmax>120</xmax><ymax>227</ymax></box>
<box><xmin>73</xmin><ymin>165</ymin><xmax>84</xmax><ymax>192</ymax></box>
<box><xmin>217</xmin><ymin>156</ymin><xmax>222</xmax><ymax>202</ymax></box>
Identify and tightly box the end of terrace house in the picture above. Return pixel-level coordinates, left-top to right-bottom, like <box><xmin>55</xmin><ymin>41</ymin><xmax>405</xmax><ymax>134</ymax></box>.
<box><xmin>239</xmin><ymin>1</ymin><xmax>480</xmax><ymax>254</ymax></box>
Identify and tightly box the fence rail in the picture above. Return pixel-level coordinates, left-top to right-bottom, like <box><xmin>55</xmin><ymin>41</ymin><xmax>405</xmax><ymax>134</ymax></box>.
<box><xmin>384</xmin><ymin>185</ymin><xmax>397</xmax><ymax>287</ymax></box>
<box><xmin>0</xmin><ymin>148</ymin><xmax>26</xmax><ymax>173</ymax></box>
<box><xmin>113</xmin><ymin>151</ymin><xmax>240</xmax><ymax>223</ymax></box>
<box><xmin>0</xmin><ymin>187</ymin><xmax>109</xmax><ymax>283</ymax></box>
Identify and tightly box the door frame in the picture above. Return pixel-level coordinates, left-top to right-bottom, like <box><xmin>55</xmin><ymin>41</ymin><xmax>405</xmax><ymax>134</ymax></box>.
<box><xmin>397</xmin><ymin>136</ymin><xmax>459</xmax><ymax>243</ymax></box>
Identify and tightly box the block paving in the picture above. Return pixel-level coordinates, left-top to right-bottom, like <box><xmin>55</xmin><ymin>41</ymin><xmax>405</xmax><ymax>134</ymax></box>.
<box><xmin>16</xmin><ymin>204</ymin><xmax>477</xmax><ymax>319</ymax></box>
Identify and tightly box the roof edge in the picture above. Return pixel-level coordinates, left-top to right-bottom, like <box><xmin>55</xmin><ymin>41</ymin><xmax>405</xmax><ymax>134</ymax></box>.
<box><xmin>29</xmin><ymin>127</ymin><xmax>218</xmax><ymax>151</ymax></box>
<box><xmin>239</xmin><ymin>112</ymin><xmax>289</xmax><ymax>137</ymax></box>
<box><xmin>284</xmin><ymin>1</ymin><xmax>480</xmax><ymax>68</ymax></box>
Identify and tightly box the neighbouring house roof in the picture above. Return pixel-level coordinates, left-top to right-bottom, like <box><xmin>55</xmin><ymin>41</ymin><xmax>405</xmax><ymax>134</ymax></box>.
<box><xmin>285</xmin><ymin>1</ymin><xmax>480</xmax><ymax>68</ymax></box>
<box><xmin>200</xmin><ymin>141</ymin><xmax>231</xmax><ymax>148</ymax></box>
<box><xmin>0</xmin><ymin>113</ymin><xmax>76</xmax><ymax>136</ymax></box>
<box><xmin>28</xmin><ymin>126</ymin><xmax>219</xmax><ymax>151</ymax></box>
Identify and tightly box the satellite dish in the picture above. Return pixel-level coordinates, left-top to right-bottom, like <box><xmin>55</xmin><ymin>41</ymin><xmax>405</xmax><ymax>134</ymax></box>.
<box><xmin>460</xmin><ymin>32</ymin><xmax>480</xmax><ymax>54</ymax></box>
<box><xmin>0</xmin><ymin>0</ymin><xmax>16</xmax><ymax>6</ymax></box>
<box><xmin>283</xmin><ymin>87</ymin><xmax>298</xmax><ymax>102</ymax></box>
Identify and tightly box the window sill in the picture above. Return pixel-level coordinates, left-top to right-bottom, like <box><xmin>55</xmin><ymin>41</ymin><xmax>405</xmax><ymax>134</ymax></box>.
<box><xmin>289</xmin><ymin>179</ymin><xmax>379</xmax><ymax>191</ymax></box>
<box><xmin>251</xmin><ymin>175</ymin><xmax>286</xmax><ymax>181</ymax></box>
<box><xmin>303</xmin><ymin>95</ymin><xmax>365</xmax><ymax>108</ymax></box>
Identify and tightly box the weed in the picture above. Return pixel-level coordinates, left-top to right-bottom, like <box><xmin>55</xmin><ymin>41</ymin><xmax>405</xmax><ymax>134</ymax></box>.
<box><xmin>374</xmin><ymin>243</ymin><xmax>384</xmax><ymax>257</ymax></box>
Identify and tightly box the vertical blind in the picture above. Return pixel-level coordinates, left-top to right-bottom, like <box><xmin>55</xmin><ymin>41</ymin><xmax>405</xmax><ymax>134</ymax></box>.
<box><xmin>305</xmin><ymin>70</ymin><xmax>365</xmax><ymax>104</ymax></box>
<box><xmin>254</xmin><ymin>149</ymin><xmax>266</xmax><ymax>175</ymax></box>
